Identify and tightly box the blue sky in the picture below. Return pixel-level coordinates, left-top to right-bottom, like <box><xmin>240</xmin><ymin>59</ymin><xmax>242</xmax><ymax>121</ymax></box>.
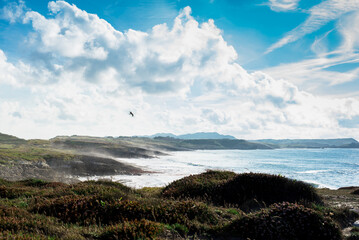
<box><xmin>0</xmin><ymin>0</ymin><xmax>359</xmax><ymax>139</ymax></box>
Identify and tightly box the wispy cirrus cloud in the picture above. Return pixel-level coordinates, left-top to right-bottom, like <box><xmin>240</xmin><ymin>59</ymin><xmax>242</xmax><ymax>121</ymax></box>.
<box><xmin>263</xmin><ymin>7</ymin><xmax>359</xmax><ymax>97</ymax></box>
<box><xmin>266</xmin><ymin>0</ymin><xmax>359</xmax><ymax>54</ymax></box>
<box><xmin>268</xmin><ymin>0</ymin><xmax>300</xmax><ymax>12</ymax></box>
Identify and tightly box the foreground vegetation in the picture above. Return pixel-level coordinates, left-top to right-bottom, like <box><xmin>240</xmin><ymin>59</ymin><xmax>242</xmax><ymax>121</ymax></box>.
<box><xmin>0</xmin><ymin>171</ymin><xmax>358</xmax><ymax>239</ymax></box>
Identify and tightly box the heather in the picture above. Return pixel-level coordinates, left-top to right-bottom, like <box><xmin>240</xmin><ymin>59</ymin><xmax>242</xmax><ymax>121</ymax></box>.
<box><xmin>0</xmin><ymin>171</ymin><xmax>356</xmax><ymax>239</ymax></box>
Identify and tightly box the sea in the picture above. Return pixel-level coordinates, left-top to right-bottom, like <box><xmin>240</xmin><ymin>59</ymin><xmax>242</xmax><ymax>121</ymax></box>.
<box><xmin>79</xmin><ymin>148</ymin><xmax>359</xmax><ymax>189</ymax></box>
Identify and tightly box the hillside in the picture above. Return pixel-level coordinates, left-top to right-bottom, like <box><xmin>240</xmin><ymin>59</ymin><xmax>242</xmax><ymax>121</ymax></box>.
<box><xmin>0</xmin><ymin>132</ymin><xmax>26</xmax><ymax>146</ymax></box>
<box><xmin>250</xmin><ymin>138</ymin><xmax>359</xmax><ymax>148</ymax></box>
<box><xmin>0</xmin><ymin>134</ymin><xmax>151</xmax><ymax>183</ymax></box>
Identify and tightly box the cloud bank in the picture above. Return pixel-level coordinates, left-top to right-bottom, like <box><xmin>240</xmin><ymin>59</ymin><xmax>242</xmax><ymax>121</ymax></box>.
<box><xmin>1</xmin><ymin>1</ymin><xmax>359</xmax><ymax>139</ymax></box>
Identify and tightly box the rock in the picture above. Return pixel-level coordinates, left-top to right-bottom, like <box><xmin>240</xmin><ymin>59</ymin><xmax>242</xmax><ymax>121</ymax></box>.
<box><xmin>354</xmin><ymin>220</ymin><xmax>359</xmax><ymax>227</ymax></box>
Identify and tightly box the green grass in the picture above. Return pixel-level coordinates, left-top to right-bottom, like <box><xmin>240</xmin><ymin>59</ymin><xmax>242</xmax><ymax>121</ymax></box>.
<box><xmin>0</xmin><ymin>145</ymin><xmax>77</xmax><ymax>164</ymax></box>
<box><xmin>0</xmin><ymin>133</ymin><xmax>26</xmax><ymax>145</ymax></box>
<box><xmin>0</xmin><ymin>172</ymin><xmax>350</xmax><ymax>239</ymax></box>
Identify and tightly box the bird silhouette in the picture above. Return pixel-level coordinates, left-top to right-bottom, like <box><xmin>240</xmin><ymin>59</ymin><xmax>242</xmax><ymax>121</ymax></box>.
<box><xmin>129</xmin><ymin>111</ymin><xmax>134</xmax><ymax>117</ymax></box>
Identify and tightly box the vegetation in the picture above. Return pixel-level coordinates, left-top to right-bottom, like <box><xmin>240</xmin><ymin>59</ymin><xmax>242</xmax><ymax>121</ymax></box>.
<box><xmin>0</xmin><ymin>171</ymin><xmax>356</xmax><ymax>239</ymax></box>
<box><xmin>347</xmin><ymin>227</ymin><xmax>359</xmax><ymax>240</ymax></box>
<box><xmin>224</xmin><ymin>202</ymin><xmax>342</xmax><ymax>240</ymax></box>
<box><xmin>163</xmin><ymin>170</ymin><xmax>322</xmax><ymax>210</ymax></box>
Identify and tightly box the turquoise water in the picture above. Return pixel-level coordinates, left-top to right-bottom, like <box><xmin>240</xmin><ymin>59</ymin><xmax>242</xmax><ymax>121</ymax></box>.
<box><xmin>82</xmin><ymin>148</ymin><xmax>359</xmax><ymax>189</ymax></box>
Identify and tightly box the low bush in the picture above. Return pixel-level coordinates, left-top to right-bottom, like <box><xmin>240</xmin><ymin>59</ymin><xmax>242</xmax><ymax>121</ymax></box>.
<box><xmin>31</xmin><ymin>195</ymin><xmax>120</xmax><ymax>225</ymax></box>
<box><xmin>19</xmin><ymin>179</ymin><xmax>48</xmax><ymax>187</ymax></box>
<box><xmin>225</xmin><ymin>202</ymin><xmax>342</xmax><ymax>240</ymax></box>
<box><xmin>162</xmin><ymin>170</ymin><xmax>237</xmax><ymax>200</ymax></box>
<box><xmin>0</xmin><ymin>206</ymin><xmax>37</xmax><ymax>232</ymax></box>
<box><xmin>219</xmin><ymin>173</ymin><xmax>323</xmax><ymax>208</ymax></box>
<box><xmin>163</xmin><ymin>171</ymin><xmax>322</xmax><ymax>209</ymax></box>
<box><xmin>351</xmin><ymin>189</ymin><xmax>359</xmax><ymax>195</ymax></box>
<box><xmin>0</xmin><ymin>205</ymin><xmax>82</xmax><ymax>239</ymax></box>
<box><xmin>32</xmin><ymin>194</ymin><xmax>219</xmax><ymax>229</ymax></box>
<box><xmin>0</xmin><ymin>186</ymin><xmax>34</xmax><ymax>199</ymax></box>
<box><xmin>70</xmin><ymin>181</ymin><xmax>135</xmax><ymax>201</ymax></box>
<box><xmin>98</xmin><ymin>219</ymin><xmax>163</xmax><ymax>240</ymax></box>
<box><xmin>0</xmin><ymin>231</ymin><xmax>48</xmax><ymax>240</ymax></box>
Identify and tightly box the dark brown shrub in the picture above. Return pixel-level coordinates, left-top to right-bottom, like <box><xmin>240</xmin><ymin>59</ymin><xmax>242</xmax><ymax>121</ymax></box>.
<box><xmin>162</xmin><ymin>170</ymin><xmax>237</xmax><ymax>200</ymax></box>
<box><xmin>163</xmin><ymin>172</ymin><xmax>322</xmax><ymax>209</ymax></box>
<box><xmin>225</xmin><ymin>202</ymin><xmax>342</xmax><ymax>240</ymax></box>
<box><xmin>218</xmin><ymin>173</ymin><xmax>323</xmax><ymax>208</ymax></box>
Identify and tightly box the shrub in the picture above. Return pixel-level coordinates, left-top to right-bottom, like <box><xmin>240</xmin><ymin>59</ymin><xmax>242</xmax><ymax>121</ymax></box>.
<box><xmin>0</xmin><ymin>231</ymin><xmax>48</xmax><ymax>240</ymax></box>
<box><xmin>0</xmin><ymin>205</ymin><xmax>74</xmax><ymax>238</ymax></box>
<box><xmin>351</xmin><ymin>189</ymin><xmax>359</xmax><ymax>195</ymax></box>
<box><xmin>19</xmin><ymin>179</ymin><xmax>48</xmax><ymax>187</ymax></box>
<box><xmin>225</xmin><ymin>202</ymin><xmax>342</xmax><ymax>240</ymax></box>
<box><xmin>218</xmin><ymin>173</ymin><xmax>323</xmax><ymax>208</ymax></box>
<box><xmin>166</xmin><ymin>223</ymin><xmax>189</xmax><ymax>236</ymax></box>
<box><xmin>163</xmin><ymin>172</ymin><xmax>322</xmax><ymax>209</ymax></box>
<box><xmin>98</xmin><ymin>219</ymin><xmax>163</xmax><ymax>240</ymax></box>
<box><xmin>31</xmin><ymin>195</ymin><xmax>121</xmax><ymax>225</ymax></box>
<box><xmin>0</xmin><ymin>179</ymin><xmax>11</xmax><ymax>186</ymax></box>
<box><xmin>322</xmin><ymin>207</ymin><xmax>359</xmax><ymax>228</ymax></box>
<box><xmin>32</xmin><ymin>194</ymin><xmax>219</xmax><ymax>232</ymax></box>
<box><xmin>0</xmin><ymin>206</ymin><xmax>37</xmax><ymax>232</ymax></box>
<box><xmin>347</xmin><ymin>233</ymin><xmax>359</xmax><ymax>240</ymax></box>
<box><xmin>162</xmin><ymin>170</ymin><xmax>237</xmax><ymax>200</ymax></box>
<box><xmin>70</xmin><ymin>181</ymin><xmax>134</xmax><ymax>201</ymax></box>
<box><xmin>153</xmin><ymin>200</ymin><xmax>219</xmax><ymax>227</ymax></box>
<box><xmin>0</xmin><ymin>186</ymin><xmax>33</xmax><ymax>199</ymax></box>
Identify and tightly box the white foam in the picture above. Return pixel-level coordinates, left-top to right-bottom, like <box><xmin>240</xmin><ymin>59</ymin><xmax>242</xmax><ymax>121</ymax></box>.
<box><xmin>296</xmin><ymin>170</ymin><xmax>330</xmax><ymax>174</ymax></box>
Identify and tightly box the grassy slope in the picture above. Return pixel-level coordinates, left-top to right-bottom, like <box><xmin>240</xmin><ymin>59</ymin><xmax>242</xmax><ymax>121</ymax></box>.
<box><xmin>0</xmin><ymin>171</ymin><xmax>357</xmax><ymax>239</ymax></box>
<box><xmin>0</xmin><ymin>135</ymin><xmax>147</xmax><ymax>182</ymax></box>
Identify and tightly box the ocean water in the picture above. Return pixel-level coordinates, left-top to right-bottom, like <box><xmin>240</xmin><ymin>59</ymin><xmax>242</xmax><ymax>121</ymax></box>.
<box><xmin>79</xmin><ymin>148</ymin><xmax>359</xmax><ymax>189</ymax></box>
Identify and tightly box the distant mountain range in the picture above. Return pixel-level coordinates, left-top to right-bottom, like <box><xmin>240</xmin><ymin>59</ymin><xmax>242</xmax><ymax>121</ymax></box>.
<box><xmin>143</xmin><ymin>132</ymin><xmax>359</xmax><ymax>149</ymax></box>
<box><xmin>143</xmin><ymin>132</ymin><xmax>237</xmax><ymax>140</ymax></box>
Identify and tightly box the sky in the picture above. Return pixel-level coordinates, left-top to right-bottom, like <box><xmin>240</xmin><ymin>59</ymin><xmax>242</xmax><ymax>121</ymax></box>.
<box><xmin>0</xmin><ymin>0</ymin><xmax>359</xmax><ymax>140</ymax></box>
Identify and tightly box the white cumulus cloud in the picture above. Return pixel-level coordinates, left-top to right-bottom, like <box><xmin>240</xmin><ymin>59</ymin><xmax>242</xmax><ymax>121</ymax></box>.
<box><xmin>0</xmin><ymin>1</ymin><xmax>359</xmax><ymax>139</ymax></box>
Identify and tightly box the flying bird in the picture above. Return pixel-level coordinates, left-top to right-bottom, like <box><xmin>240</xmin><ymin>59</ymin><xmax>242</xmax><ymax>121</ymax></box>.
<box><xmin>129</xmin><ymin>111</ymin><xmax>134</xmax><ymax>117</ymax></box>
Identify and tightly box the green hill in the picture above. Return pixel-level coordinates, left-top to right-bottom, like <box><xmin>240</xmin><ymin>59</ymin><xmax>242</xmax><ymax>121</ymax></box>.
<box><xmin>0</xmin><ymin>132</ymin><xmax>26</xmax><ymax>147</ymax></box>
